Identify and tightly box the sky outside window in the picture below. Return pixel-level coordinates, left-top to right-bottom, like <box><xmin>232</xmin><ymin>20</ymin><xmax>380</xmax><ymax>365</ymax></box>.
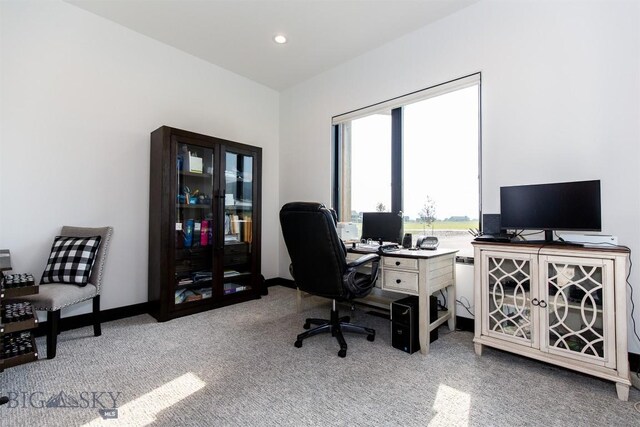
<box><xmin>403</xmin><ymin>86</ymin><xmax>479</xmax><ymax>221</ymax></box>
<box><xmin>350</xmin><ymin>113</ymin><xmax>392</xmax><ymax>213</ymax></box>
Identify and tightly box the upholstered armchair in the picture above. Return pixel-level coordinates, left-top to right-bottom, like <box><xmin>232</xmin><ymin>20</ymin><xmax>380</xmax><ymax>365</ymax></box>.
<box><xmin>17</xmin><ymin>226</ymin><xmax>113</xmax><ymax>359</ymax></box>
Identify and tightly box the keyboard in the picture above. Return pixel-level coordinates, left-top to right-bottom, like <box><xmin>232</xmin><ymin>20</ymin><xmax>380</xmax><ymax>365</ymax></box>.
<box><xmin>357</xmin><ymin>243</ymin><xmax>380</xmax><ymax>250</ymax></box>
<box><xmin>357</xmin><ymin>243</ymin><xmax>401</xmax><ymax>253</ymax></box>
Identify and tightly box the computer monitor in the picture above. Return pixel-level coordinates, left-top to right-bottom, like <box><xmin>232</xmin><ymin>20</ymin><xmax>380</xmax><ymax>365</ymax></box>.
<box><xmin>361</xmin><ymin>212</ymin><xmax>403</xmax><ymax>244</ymax></box>
<box><xmin>500</xmin><ymin>179</ymin><xmax>601</xmax><ymax>242</ymax></box>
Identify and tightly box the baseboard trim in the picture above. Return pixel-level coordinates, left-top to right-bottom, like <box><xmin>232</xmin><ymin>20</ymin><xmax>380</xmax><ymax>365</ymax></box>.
<box><xmin>265</xmin><ymin>277</ymin><xmax>295</xmax><ymax>289</ymax></box>
<box><xmin>455</xmin><ymin>316</ymin><xmax>474</xmax><ymax>333</ymax></box>
<box><xmin>34</xmin><ymin>302</ymin><xmax>150</xmax><ymax>337</ymax></box>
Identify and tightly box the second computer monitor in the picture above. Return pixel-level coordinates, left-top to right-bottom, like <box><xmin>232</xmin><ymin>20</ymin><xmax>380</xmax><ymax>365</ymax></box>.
<box><xmin>361</xmin><ymin>212</ymin><xmax>403</xmax><ymax>244</ymax></box>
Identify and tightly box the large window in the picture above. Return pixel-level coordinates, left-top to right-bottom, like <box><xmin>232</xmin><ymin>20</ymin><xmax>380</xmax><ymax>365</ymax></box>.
<box><xmin>333</xmin><ymin>74</ymin><xmax>480</xmax><ymax>257</ymax></box>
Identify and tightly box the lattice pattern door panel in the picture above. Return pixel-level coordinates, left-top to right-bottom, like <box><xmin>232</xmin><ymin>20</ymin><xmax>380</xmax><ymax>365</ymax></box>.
<box><xmin>485</xmin><ymin>255</ymin><xmax>534</xmax><ymax>345</ymax></box>
<box><xmin>544</xmin><ymin>257</ymin><xmax>613</xmax><ymax>366</ymax></box>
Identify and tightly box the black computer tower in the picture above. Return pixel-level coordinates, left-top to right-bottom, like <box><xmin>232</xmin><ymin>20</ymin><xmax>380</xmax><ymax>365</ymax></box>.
<box><xmin>391</xmin><ymin>295</ymin><xmax>438</xmax><ymax>354</ymax></box>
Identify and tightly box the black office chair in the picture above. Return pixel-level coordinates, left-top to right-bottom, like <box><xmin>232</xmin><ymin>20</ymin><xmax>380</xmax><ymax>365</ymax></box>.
<box><xmin>279</xmin><ymin>202</ymin><xmax>380</xmax><ymax>357</ymax></box>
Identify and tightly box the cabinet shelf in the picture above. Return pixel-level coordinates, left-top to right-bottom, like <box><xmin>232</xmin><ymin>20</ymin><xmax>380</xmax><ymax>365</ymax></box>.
<box><xmin>175</xmin><ymin>280</ymin><xmax>212</xmax><ymax>289</ymax></box>
<box><xmin>175</xmin><ymin>246</ymin><xmax>213</xmax><ymax>256</ymax></box>
<box><xmin>176</xmin><ymin>294</ymin><xmax>213</xmax><ymax>304</ymax></box>
<box><xmin>493</xmin><ymin>290</ymin><xmax>604</xmax><ymax>314</ymax></box>
<box><xmin>177</xmin><ymin>204</ymin><xmax>211</xmax><ymax>209</ymax></box>
<box><xmin>548</xmin><ymin>299</ymin><xmax>603</xmax><ymax>314</ymax></box>
<box><xmin>179</xmin><ymin>171</ymin><xmax>212</xmax><ymax>178</ymax></box>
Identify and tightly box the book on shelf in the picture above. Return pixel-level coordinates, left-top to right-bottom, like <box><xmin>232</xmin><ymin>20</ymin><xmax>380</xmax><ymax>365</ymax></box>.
<box><xmin>229</xmin><ymin>215</ymin><xmax>240</xmax><ymax>234</ymax></box>
<box><xmin>175</xmin><ymin>287</ymin><xmax>212</xmax><ymax>303</ymax></box>
<box><xmin>196</xmin><ymin>287</ymin><xmax>212</xmax><ymax>299</ymax></box>
<box><xmin>193</xmin><ymin>271</ymin><xmax>212</xmax><ymax>282</ymax></box>
<box><xmin>200</xmin><ymin>220</ymin><xmax>209</xmax><ymax>246</ymax></box>
<box><xmin>177</xmin><ymin>278</ymin><xmax>193</xmax><ymax>286</ymax></box>
<box><xmin>224</xmin><ymin>234</ymin><xmax>239</xmax><ymax>242</ymax></box>
<box><xmin>242</xmin><ymin>214</ymin><xmax>252</xmax><ymax>244</ymax></box>
<box><xmin>192</xmin><ymin>221</ymin><xmax>201</xmax><ymax>247</ymax></box>
<box><xmin>223</xmin><ymin>283</ymin><xmax>249</xmax><ymax>295</ymax></box>
<box><xmin>224</xmin><ymin>270</ymin><xmax>241</xmax><ymax>278</ymax></box>
<box><xmin>185</xmin><ymin>293</ymin><xmax>203</xmax><ymax>302</ymax></box>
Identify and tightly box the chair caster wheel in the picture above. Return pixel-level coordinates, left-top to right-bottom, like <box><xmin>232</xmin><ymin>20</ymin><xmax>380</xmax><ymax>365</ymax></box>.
<box><xmin>338</xmin><ymin>349</ymin><xmax>347</xmax><ymax>358</ymax></box>
<box><xmin>303</xmin><ymin>322</ymin><xmax>310</xmax><ymax>329</ymax></box>
<box><xmin>294</xmin><ymin>340</ymin><xmax>303</xmax><ymax>348</ymax></box>
<box><xmin>367</xmin><ymin>334</ymin><xmax>375</xmax><ymax>342</ymax></box>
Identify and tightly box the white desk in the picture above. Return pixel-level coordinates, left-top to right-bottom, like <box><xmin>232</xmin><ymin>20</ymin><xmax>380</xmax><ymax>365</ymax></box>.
<box><xmin>347</xmin><ymin>246</ymin><xmax>458</xmax><ymax>355</ymax></box>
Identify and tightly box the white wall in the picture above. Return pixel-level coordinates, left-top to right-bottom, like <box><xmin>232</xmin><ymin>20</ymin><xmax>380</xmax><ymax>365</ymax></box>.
<box><xmin>0</xmin><ymin>1</ymin><xmax>280</xmax><ymax>318</ymax></box>
<box><xmin>279</xmin><ymin>1</ymin><xmax>640</xmax><ymax>352</ymax></box>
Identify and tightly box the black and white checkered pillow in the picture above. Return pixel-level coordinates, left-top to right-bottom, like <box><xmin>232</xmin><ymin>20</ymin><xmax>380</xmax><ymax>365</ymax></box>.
<box><xmin>41</xmin><ymin>236</ymin><xmax>102</xmax><ymax>286</ymax></box>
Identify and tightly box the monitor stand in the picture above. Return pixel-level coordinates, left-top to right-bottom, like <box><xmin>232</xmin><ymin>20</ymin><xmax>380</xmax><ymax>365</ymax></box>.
<box><xmin>512</xmin><ymin>230</ymin><xmax>583</xmax><ymax>247</ymax></box>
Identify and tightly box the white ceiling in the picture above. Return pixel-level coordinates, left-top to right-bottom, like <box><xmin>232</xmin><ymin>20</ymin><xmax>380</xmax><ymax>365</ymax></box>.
<box><xmin>66</xmin><ymin>0</ymin><xmax>478</xmax><ymax>91</ymax></box>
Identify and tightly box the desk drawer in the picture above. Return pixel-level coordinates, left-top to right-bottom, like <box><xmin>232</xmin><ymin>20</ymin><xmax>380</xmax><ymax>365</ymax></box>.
<box><xmin>383</xmin><ymin>256</ymin><xmax>418</xmax><ymax>271</ymax></box>
<box><xmin>383</xmin><ymin>269</ymin><xmax>419</xmax><ymax>294</ymax></box>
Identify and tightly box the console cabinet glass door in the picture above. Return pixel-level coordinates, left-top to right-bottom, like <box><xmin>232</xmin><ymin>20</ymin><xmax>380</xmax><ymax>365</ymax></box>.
<box><xmin>173</xmin><ymin>140</ymin><xmax>216</xmax><ymax>306</ymax></box>
<box><xmin>481</xmin><ymin>251</ymin><xmax>538</xmax><ymax>347</ymax></box>
<box><xmin>222</xmin><ymin>148</ymin><xmax>255</xmax><ymax>296</ymax></box>
<box><xmin>540</xmin><ymin>255</ymin><xmax>615</xmax><ymax>368</ymax></box>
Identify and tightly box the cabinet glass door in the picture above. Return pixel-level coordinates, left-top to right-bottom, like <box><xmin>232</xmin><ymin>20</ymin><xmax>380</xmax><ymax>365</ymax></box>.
<box><xmin>223</xmin><ymin>150</ymin><xmax>254</xmax><ymax>296</ymax></box>
<box><xmin>483</xmin><ymin>253</ymin><xmax>536</xmax><ymax>346</ymax></box>
<box><xmin>542</xmin><ymin>257</ymin><xmax>613</xmax><ymax>367</ymax></box>
<box><xmin>174</xmin><ymin>142</ymin><xmax>215</xmax><ymax>306</ymax></box>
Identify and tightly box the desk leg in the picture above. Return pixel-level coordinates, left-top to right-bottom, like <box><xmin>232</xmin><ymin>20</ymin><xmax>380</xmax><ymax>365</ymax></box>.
<box><xmin>419</xmin><ymin>277</ymin><xmax>429</xmax><ymax>355</ymax></box>
<box><xmin>448</xmin><ymin>283</ymin><xmax>456</xmax><ymax>332</ymax></box>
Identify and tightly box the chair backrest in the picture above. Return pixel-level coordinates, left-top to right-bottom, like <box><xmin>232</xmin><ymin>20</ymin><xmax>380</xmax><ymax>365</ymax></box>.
<box><xmin>60</xmin><ymin>226</ymin><xmax>113</xmax><ymax>293</ymax></box>
<box><xmin>279</xmin><ymin>202</ymin><xmax>348</xmax><ymax>299</ymax></box>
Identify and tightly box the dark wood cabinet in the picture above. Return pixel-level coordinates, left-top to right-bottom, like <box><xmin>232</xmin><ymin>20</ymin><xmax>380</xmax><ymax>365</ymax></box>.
<box><xmin>149</xmin><ymin>126</ymin><xmax>262</xmax><ymax>321</ymax></box>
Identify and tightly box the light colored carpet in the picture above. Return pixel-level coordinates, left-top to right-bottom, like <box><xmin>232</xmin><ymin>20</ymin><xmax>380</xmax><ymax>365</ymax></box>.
<box><xmin>0</xmin><ymin>285</ymin><xmax>638</xmax><ymax>426</ymax></box>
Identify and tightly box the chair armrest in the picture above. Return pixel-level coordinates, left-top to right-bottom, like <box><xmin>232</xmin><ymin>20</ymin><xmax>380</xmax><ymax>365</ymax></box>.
<box><xmin>344</xmin><ymin>253</ymin><xmax>380</xmax><ymax>298</ymax></box>
<box><xmin>346</xmin><ymin>253</ymin><xmax>380</xmax><ymax>268</ymax></box>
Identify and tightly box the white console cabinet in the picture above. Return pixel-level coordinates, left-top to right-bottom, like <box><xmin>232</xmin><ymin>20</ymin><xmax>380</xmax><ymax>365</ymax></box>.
<box><xmin>472</xmin><ymin>242</ymin><xmax>631</xmax><ymax>400</ymax></box>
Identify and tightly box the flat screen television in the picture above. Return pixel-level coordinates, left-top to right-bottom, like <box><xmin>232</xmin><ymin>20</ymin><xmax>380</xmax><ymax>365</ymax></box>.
<box><xmin>361</xmin><ymin>212</ymin><xmax>403</xmax><ymax>244</ymax></box>
<box><xmin>500</xmin><ymin>180</ymin><xmax>601</xmax><ymax>243</ymax></box>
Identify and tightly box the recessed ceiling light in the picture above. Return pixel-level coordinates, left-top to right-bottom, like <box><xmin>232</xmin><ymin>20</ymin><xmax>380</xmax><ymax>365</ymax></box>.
<box><xmin>273</xmin><ymin>34</ymin><xmax>287</xmax><ymax>44</ymax></box>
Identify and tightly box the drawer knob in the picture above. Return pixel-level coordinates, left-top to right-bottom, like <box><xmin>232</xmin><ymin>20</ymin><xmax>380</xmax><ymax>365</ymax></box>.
<box><xmin>395</xmin><ymin>261</ymin><xmax>400</xmax><ymax>266</ymax></box>
<box><xmin>396</xmin><ymin>279</ymin><xmax>402</xmax><ymax>284</ymax></box>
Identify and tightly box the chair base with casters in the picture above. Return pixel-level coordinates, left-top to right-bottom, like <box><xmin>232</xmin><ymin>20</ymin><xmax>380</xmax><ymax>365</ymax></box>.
<box><xmin>294</xmin><ymin>299</ymin><xmax>375</xmax><ymax>358</ymax></box>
